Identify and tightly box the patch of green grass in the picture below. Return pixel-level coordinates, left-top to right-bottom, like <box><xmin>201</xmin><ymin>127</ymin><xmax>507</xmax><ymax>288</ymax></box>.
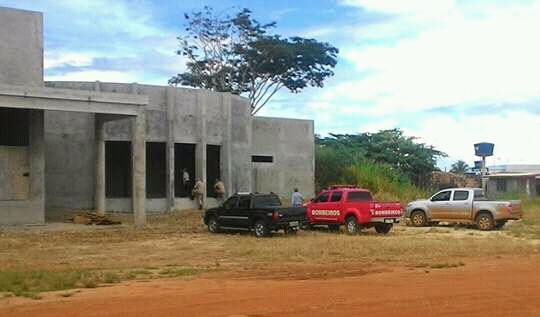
<box><xmin>103</xmin><ymin>272</ymin><xmax>121</xmax><ymax>284</ymax></box>
<box><xmin>505</xmin><ymin>198</ymin><xmax>540</xmax><ymax>239</ymax></box>
<box><xmin>0</xmin><ymin>270</ymin><xmax>124</xmax><ymax>298</ymax></box>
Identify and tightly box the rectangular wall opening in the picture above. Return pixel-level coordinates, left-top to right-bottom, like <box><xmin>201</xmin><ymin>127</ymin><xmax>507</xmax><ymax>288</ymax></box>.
<box><xmin>206</xmin><ymin>145</ymin><xmax>221</xmax><ymax>197</ymax></box>
<box><xmin>0</xmin><ymin>108</ymin><xmax>30</xmax><ymax>200</ymax></box>
<box><xmin>106</xmin><ymin>141</ymin><xmax>132</xmax><ymax>198</ymax></box>
<box><xmin>174</xmin><ymin>143</ymin><xmax>196</xmax><ymax>197</ymax></box>
<box><xmin>146</xmin><ymin>142</ymin><xmax>166</xmax><ymax>198</ymax></box>
<box><xmin>0</xmin><ymin>108</ymin><xmax>29</xmax><ymax>146</ymax></box>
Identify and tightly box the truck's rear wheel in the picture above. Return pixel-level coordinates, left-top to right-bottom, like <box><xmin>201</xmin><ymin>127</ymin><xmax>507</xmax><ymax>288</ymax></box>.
<box><xmin>345</xmin><ymin>216</ymin><xmax>359</xmax><ymax>234</ymax></box>
<box><xmin>476</xmin><ymin>213</ymin><xmax>494</xmax><ymax>231</ymax></box>
<box><xmin>375</xmin><ymin>223</ymin><xmax>392</xmax><ymax>234</ymax></box>
<box><xmin>254</xmin><ymin>220</ymin><xmax>269</xmax><ymax>237</ymax></box>
<box><xmin>410</xmin><ymin>210</ymin><xmax>427</xmax><ymax>227</ymax></box>
<box><xmin>207</xmin><ymin>216</ymin><xmax>220</xmax><ymax>233</ymax></box>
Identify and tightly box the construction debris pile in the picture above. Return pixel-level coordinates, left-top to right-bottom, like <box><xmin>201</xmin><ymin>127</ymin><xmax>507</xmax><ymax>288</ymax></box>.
<box><xmin>71</xmin><ymin>212</ymin><xmax>121</xmax><ymax>225</ymax></box>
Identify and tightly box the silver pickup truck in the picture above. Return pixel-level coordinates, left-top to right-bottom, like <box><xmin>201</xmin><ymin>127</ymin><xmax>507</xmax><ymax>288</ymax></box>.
<box><xmin>405</xmin><ymin>188</ymin><xmax>523</xmax><ymax>230</ymax></box>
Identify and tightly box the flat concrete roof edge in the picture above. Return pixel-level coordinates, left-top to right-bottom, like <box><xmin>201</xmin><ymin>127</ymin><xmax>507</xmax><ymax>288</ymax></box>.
<box><xmin>0</xmin><ymin>84</ymin><xmax>148</xmax><ymax>106</ymax></box>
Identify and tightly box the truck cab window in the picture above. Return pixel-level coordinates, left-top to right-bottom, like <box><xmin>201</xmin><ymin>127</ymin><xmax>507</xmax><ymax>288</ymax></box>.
<box><xmin>346</xmin><ymin>191</ymin><xmax>373</xmax><ymax>201</ymax></box>
<box><xmin>315</xmin><ymin>192</ymin><xmax>330</xmax><ymax>203</ymax></box>
<box><xmin>453</xmin><ymin>190</ymin><xmax>469</xmax><ymax>201</ymax></box>
<box><xmin>431</xmin><ymin>191</ymin><xmax>451</xmax><ymax>202</ymax></box>
<box><xmin>223</xmin><ymin>197</ymin><xmax>238</xmax><ymax>209</ymax></box>
<box><xmin>238</xmin><ymin>196</ymin><xmax>250</xmax><ymax>208</ymax></box>
<box><xmin>330</xmin><ymin>191</ymin><xmax>342</xmax><ymax>202</ymax></box>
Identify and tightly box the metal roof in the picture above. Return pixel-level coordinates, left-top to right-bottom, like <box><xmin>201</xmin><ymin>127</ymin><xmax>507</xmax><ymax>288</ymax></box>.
<box><xmin>486</xmin><ymin>172</ymin><xmax>540</xmax><ymax>178</ymax></box>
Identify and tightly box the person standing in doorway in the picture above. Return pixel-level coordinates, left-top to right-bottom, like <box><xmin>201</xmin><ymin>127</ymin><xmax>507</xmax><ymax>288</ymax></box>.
<box><xmin>214</xmin><ymin>179</ymin><xmax>225</xmax><ymax>203</ymax></box>
<box><xmin>291</xmin><ymin>187</ymin><xmax>304</xmax><ymax>207</ymax></box>
<box><xmin>192</xmin><ymin>178</ymin><xmax>204</xmax><ymax>209</ymax></box>
<box><xmin>182</xmin><ymin>168</ymin><xmax>190</xmax><ymax>197</ymax></box>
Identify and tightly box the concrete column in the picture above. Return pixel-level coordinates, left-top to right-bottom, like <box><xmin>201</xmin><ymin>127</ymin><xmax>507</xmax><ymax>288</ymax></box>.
<box><xmin>196</xmin><ymin>91</ymin><xmax>207</xmax><ymax>204</ymax></box>
<box><xmin>166</xmin><ymin>86</ymin><xmax>176</xmax><ymax>211</ymax></box>
<box><xmin>29</xmin><ymin>109</ymin><xmax>45</xmax><ymax>223</ymax></box>
<box><xmin>223</xmin><ymin>94</ymin><xmax>232</xmax><ymax>195</ymax></box>
<box><xmin>94</xmin><ymin>115</ymin><xmax>106</xmax><ymax>214</ymax></box>
<box><xmin>132</xmin><ymin>110</ymin><xmax>146</xmax><ymax>228</ymax></box>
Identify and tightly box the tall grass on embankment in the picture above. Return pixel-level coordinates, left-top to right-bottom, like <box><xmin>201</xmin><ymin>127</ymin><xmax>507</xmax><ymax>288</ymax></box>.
<box><xmin>341</xmin><ymin>162</ymin><xmax>430</xmax><ymax>204</ymax></box>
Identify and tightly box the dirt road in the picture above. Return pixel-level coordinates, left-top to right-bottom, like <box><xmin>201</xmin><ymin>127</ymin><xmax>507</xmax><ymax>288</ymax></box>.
<box><xmin>1</xmin><ymin>255</ymin><xmax>539</xmax><ymax>317</ymax></box>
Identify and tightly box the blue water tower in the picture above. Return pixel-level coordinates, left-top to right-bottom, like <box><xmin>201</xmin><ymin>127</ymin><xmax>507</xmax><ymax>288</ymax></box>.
<box><xmin>474</xmin><ymin>142</ymin><xmax>494</xmax><ymax>157</ymax></box>
<box><xmin>474</xmin><ymin>142</ymin><xmax>494</xmax><ymax>191</ymax></box>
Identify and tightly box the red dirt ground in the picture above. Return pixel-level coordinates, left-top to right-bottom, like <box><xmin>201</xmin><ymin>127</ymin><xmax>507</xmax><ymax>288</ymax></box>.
<box><xmin>1</xmin><ymin>255</ymin><xmax>539</xmax><ymax>317</ymax></box>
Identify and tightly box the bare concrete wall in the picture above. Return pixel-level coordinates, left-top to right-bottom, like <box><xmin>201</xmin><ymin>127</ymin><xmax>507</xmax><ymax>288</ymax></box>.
<box><xmin>44</xmin><ymin>111</ymin><xmax>96</xmax><ymax>209</ymax></box>
<box><xmin>0</xmin><ymin>7</ymin><xmax>43</xmax><ymax>86</ymax></box>
<box><xmin>43</xmin><ymin>81</ymin><xmax>314</xmax><ymax>212</ymax></box>
<box><xmin>252</xmin><ymin>117</ymin><xmax>315</xmax><ymax>201</ymax></box>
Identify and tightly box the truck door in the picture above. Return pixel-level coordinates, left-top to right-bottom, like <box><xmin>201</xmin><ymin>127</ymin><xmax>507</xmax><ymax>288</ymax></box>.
<box><xmin>220</xmin><ymin>196</ymin><xmax>239</xmax><ymax>227</ymax></box>
<box><xmin>448</xmin><ymin>190</ymin><xmax>471</xmax><ymax>220</ymax></box>
<box><xmin>428</xmin><ymin>190</ymin><xmax>452</xmax><ymax>220</ymax></box>
<box><xmin>235</xmin><ymin>195</ymin><xmax>252</xmax><ymax>228</ymax></box>
<box><xmin>310</xmin><ymin>191</ymin><xmax>330</xmax><ymax>223</ymax></box>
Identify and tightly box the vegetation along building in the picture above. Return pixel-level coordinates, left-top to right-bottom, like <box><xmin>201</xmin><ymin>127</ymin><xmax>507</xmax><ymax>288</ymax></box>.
<box><xmin>0</xmin><ymin>7</ymin><xmax>315</xmax><ymax>226</ymax></box>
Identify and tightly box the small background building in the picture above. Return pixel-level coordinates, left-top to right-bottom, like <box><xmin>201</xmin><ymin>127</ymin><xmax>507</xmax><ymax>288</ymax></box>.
<box><xmin>485</xmin><ymin>165</ymin><xmax>540</xmax><ymax>199</ymax></box>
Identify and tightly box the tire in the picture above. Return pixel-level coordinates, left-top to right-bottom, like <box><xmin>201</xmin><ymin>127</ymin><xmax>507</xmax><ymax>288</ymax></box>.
<box><xmin>207</xmin><ymin>216</ymin><xmax>220</xmax><ymax>233</ymax></box>
<box><xmin>328</xmin><ymin>224</ymin><xmax>340</xmax><ymax>232</ymax></box>
<box><xmin>375</xmin><ymin>223</ymin><xmax>392</xmax><ymax>234</ymax></box>
<box><xmin>410</xmin><ymin>210</ymin><xmax>427</xmax><ymax>227</ymax></box>
<box><xmin>494</xmin><ymin>220</ymin><xmax>507</xmax><ymax>229</ymax></box>
<box><xmin>254</xmin><ymin>220</ymin><xmax>269</xmax><ymax>237</ymax></box>
<box><xmin>345</xmin><ymin>216</ymin><xmax>359</xmax><ymax>235</ymax></box>
<box><xmin>285</xmin><ymin>227</ymin><xmax>298</xmax><ymax>235</ymax></box>
<box><xmin>476</xmin><ymin>212</ymin><xmax>494</xmax><ymax>231</ymax></box>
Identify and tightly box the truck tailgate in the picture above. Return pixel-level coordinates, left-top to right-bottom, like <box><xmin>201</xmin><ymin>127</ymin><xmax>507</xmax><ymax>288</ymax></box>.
<box><xmin>370</xmin><ymin>202</ymin><xmax>403</xmax><ymax>218</ymax></box>
<box><xmin>508</xmin><ymin>200</ymin><xmax>523</xmax><ymax>220</ymax></box>
<box><xmin>276</xmin><ymin>207</ymin><xmax>307</xmax><ymax>220</ymax></box>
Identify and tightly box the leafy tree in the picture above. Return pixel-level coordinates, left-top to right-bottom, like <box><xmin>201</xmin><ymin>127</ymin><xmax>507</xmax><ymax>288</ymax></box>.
<box><xmin>315</xmin><ymin>129</ymin><xmax>446</xmax><ymax>189</ymax></box>
<box><xmin>449</xmin><ymin>160</ymin><xmax>469</xmax><ymax>174</ymax></box>
<box><xmin>170</xmin><ymin>6</ymin><xmax>339</xmax><ymax>115</ymax></box>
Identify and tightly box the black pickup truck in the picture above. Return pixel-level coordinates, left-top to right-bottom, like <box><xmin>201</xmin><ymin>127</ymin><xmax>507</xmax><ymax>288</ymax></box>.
<box><xmin>203</xmin><ymin>192</ymin><xmax>307</xmax><ymax>237</ymax></box>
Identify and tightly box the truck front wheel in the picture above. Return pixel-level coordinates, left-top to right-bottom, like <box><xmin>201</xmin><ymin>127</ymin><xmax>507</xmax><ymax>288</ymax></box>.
<box><xmin>254</xmin><ymin>220</ymin><xmax>269</xmax><ymax>237</ymax></box>
<box><xmin>410</xmin><ymin>210</ymin><xmax>427</xmax><ymax>227</ymax></box>
<box><xmin>207</xmin><ymin>216</ymin><xmax>220</xmax><ymax>233</ymax></box>
<box><xmin>375</xmin><ymin>223</ymin><xmax>392</xmax><ymax>234</ymax></box>
<box><xmin>476</xmin><ymin>213</ymin><xmax>494</xmax><ymax>231</ymax></box>
<box><xmin>345</xmin><ymin>216</ymin><xmax>359</xmax><ymax>234</ymax></box>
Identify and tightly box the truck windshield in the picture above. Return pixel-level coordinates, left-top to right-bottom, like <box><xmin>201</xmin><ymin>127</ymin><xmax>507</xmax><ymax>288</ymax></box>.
<box><xmin>252</xmin><ymin>195</ymin><xmax>282</xmax><ymax>208</ymax></box>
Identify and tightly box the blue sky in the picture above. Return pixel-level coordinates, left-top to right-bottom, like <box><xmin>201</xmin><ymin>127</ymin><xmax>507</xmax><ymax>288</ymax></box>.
<box><xmin>3</xmin><ymin>0</ymin><xmax>540</xmax><ymax>169</ymax></box>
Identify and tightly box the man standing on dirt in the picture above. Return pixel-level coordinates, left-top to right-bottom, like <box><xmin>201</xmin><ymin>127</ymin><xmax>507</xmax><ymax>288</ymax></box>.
<box><xmin>291</xmin><ymin>188</ymin><xmax>304</xmax><ymax>207</ymax></box>
<box><xmin>214</xmin><ymin>179</ymin><xmax>225</xmax><ymax>204</ymax></box>
<box><xmin>192</xmin><ymin>178</ymin><xmax>204</xmax><ymax>209</ymax></box>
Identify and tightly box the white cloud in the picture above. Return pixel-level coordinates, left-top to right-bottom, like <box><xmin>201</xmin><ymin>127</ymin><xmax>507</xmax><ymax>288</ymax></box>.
<box><xmin>335</xmin><ymin>1</ymin><xmax>540</xmax><ymax>115</ymax></box>
<box><xmin>405</xmin><ymin>110</ymin><xmax>540</xmax><ymax>167</ymax></box>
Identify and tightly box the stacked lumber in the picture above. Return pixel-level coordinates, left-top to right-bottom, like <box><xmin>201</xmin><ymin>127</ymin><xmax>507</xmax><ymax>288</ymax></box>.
<box><xmin>71</xmin><ymin>212</ymin><xmax>121</xmax><ymax>225</ymax></box>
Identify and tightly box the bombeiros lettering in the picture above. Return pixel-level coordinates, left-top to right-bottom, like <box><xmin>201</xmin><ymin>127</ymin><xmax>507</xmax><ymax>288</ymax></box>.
<box><xmin>312</xmin><ymin>209</ymin><xmax>340</xmax><ymax>216</ymax></box>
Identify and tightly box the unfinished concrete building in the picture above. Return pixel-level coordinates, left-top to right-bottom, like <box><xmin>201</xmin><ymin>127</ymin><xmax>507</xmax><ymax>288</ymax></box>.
<box><xmin>0</xmin><ymin>7</ymin><xmax>315</xmax><ymax>226</ymax></box>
